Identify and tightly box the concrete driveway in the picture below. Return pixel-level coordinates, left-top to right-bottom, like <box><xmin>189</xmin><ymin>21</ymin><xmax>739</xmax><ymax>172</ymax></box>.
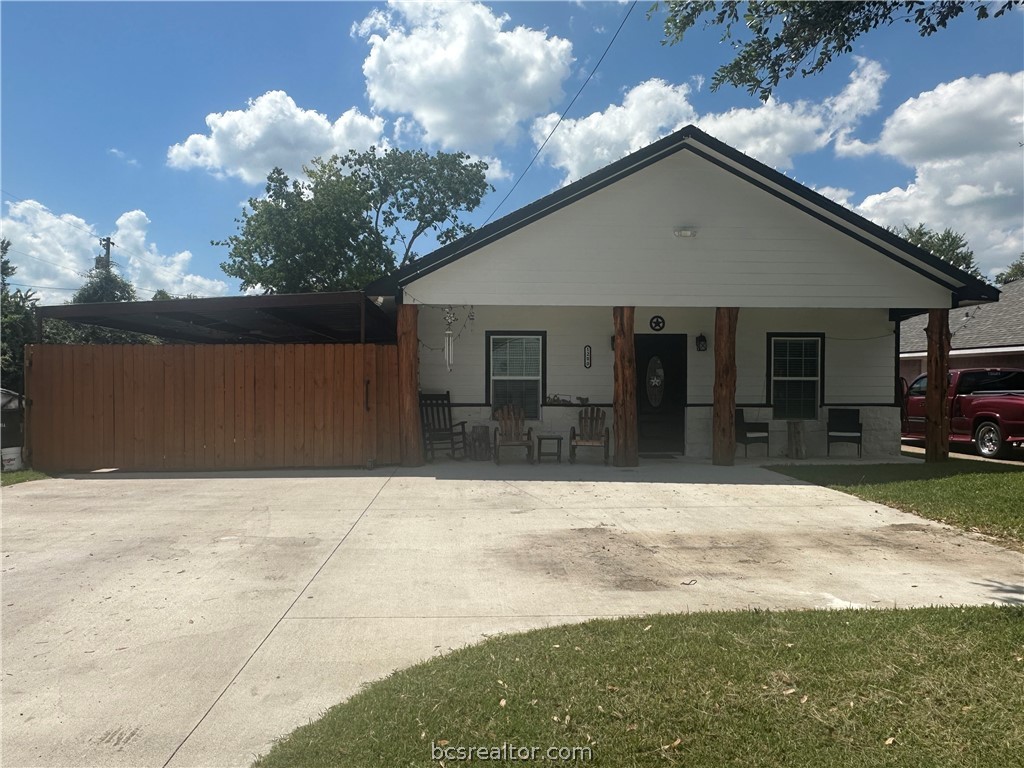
<box><xmin>3</xmin><ymin>460</ymin><xmax>1022</xmax><ymax>767</ymax></box>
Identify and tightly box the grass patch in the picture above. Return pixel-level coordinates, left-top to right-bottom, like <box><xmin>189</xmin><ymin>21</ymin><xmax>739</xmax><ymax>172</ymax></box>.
<box><xmin>253</xmin><ymin>606</ymin><xmax>1024</xmax><ymax>767</ymax></box>
<box><xmin>1</xmin><ymin>469</ymin><xmax>49</xmax><ymax>487</ymax></box>
<box><xmin>771</xmin><ymin>459</ymin><xmax>1024</xmax><ymax>546</ymax></box>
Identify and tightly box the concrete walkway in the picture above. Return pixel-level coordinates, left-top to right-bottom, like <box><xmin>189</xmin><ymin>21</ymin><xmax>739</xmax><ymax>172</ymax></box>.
<box><xmin>2</xmin><ymin>460</ymin><xmax>1022</xmax><ymax>767</ymax></box>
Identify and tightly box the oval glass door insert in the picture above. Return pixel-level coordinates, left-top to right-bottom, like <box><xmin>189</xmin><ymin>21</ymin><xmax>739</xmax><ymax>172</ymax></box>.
<box><xmin>646</xmin><ymin>356</ymin><xmax>665</xmax><ymax>407</ymax></box>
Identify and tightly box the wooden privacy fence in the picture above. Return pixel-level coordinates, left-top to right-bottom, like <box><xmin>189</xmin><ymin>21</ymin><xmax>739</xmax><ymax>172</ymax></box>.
<box><xmin>25</xmin><ymin>343</ymin><xmax>403</xmax><ymax>472</ymax></box>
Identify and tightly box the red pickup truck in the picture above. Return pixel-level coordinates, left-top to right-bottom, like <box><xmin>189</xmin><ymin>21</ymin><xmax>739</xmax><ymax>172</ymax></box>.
<box><xmin>902</xmin><ymin>368</ymin><xmax>1024</xmax><ymax>458</ymax></box>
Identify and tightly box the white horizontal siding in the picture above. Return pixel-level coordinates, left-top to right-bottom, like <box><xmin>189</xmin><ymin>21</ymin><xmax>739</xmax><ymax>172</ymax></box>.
<box><xmin>406</xmin><ymin>151</ymin><xmax>951</xmax><ymax>309</ymax></box>
<box><xmin>418</xmin><ymin>307</ymin><xmax>895</xmax><ymax>441</ymax></box>
<box><xmin>735</xmin><ymin>309</ymin><xmax>896</xmax><ymax>405</ymax></box>
<box><xmin>418</xmin><ymin>306</ymin><xmax>614</xmax><ymax>408</ymax></box>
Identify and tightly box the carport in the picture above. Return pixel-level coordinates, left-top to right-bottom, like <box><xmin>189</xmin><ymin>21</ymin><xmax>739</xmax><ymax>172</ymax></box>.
<box><xmin>27</xmin><ymin>292</ymin><xmax>424</xmax><ymax>472</ymax></box>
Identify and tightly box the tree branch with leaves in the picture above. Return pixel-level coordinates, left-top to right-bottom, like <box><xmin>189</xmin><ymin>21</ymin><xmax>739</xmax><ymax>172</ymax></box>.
<box><xmin>654</xmin><ymin>1</ymin><xmax>1020</xmax><ymax>101</ymax></box>
<box><xmin>217</xmin><ymin>148</ymin><xmax>492</xmax><ymax>294</ymax></box>
<box><xmin>892</xmin><ymin>223</ymin><xmax>984</xmax><ymax>280</ymax></box>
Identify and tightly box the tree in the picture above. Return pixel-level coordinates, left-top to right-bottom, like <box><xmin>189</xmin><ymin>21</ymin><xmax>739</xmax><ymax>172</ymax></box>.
<box><xmin>43</xmin><ymin>257</ymin><xmax>157</xmax><ymax>345</ymax></box>
<box><xmin>1</xmin><ymin>238</ymin><xmax>13</xmax><ymax>292</ymax></box>
<box><xmin>217</xmin><ymin>166</ymin><xmax>387</xmax><ymax>294</ymax></box>
<box><xmin>151</xmin><ymin>289</ymin><xmax>199</xmax><ymax>300</ymax></box>
<box><xmin>655</xmin><ymin>1</ymin><xmax>1020</xmax><ymax>101</ymax></box>
<box><xmin>995</xmin><ymin>252</ymin><xmax>1024</xmax><ymax>285</ymax></box>
<box><xmin>1</xmin><ymin>239</ymin><xmax>39</xmax><ymax>393</ymax></box>
<box><xmin>319</xmin><ymin>147</ymin><xmax>492</xmax><ymax>268</ymax></box>
<box><xmin>216</xmin><ymin>148</ymin><xmax>491</xmax><ymax>294</ymax></box>
<box><xmin>72</xmin><ymin>265</ymin><xmax>138</xmax><ymax>304</ymax></box>
<box><xmin>893</xmin><ymin>223</ymin><xmax>983</xmax><ymax>280</ymax></box>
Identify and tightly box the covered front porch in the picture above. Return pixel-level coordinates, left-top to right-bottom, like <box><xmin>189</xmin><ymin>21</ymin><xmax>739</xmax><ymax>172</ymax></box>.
<box><xmin>396</xmin><ymin>302</ymin><xmax>907</xmax><ymax>467</ymax></box>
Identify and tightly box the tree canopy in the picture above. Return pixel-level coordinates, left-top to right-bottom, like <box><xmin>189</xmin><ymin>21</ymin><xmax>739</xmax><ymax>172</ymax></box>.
<box><xmin>47</xmin><ymin>257</ymin><xmax>157</xmax><ymax>345</ymax></box>
<box><xmin>217</xmin><ymin>148</ymin><xmax>491</xmax><ymax>295</ymax></box>
<box><xmin>151</xmin><ymin>289</ymin><xmax>200</xmax><ymax>300</ymax></box>
<box><xmin>655</xmin><ymin>1</ymin><xmax>1020</xmax><ymax>101</ymax></box>
<box><xmin>995</xmin><ymin>253</ymin><xmax>1024</xmax><ymax>285</ymax></box>
<box><xmin>1</xmin><ymin>239</ymin><xmax>39</xmax><ymax>393</ymax></box>
<box><xmin>893</xmin><ymin>223</ymin><xmax>983</xmax><ymax>280</ymax></box>
<box><xmin>72</xmin><ymin>265</ymin><xmax>138</xmax><ymax>304</ymax></box>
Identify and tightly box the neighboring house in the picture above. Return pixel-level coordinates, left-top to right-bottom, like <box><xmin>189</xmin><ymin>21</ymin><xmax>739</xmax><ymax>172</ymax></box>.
<box><xmin>369</xmin><ymin>125</ymin><xmax>996</xmax><ymax>460</ymax></box>
<box><xmin>900</xmin><ymin>278</ymin><xmax>1024</xmax><ymax>382</ymax></box>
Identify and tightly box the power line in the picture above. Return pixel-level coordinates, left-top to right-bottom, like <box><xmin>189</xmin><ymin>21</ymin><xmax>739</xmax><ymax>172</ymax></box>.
<box><xmin>483</xmin><ymin>0</ymin><xmax>638</xmax><ymax>225</ymax></box>
<box><xmin>7</xmin><ymin>281</ymin><xmax>79</xmax><ymax>292</ymax></box>
<box><xmin>5</xmin><ymin>247</ymin><xmax>89</xmax><ymax>278</ymax></box>
<box><xmin>7</xmin><ymin>279</ymin><xmax>209</xmax><ymax>299</ymax></box>
<box><xmin>1</xmin><ymin>188</ymin><xmax>100</xmax><ymax>240</ymax></box>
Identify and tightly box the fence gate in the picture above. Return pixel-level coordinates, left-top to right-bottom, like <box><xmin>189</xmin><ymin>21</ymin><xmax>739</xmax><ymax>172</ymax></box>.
<box><xmin>25</xmin><ymin>343</ymin><xmax>401</xmax><ymax>472</ymax></box>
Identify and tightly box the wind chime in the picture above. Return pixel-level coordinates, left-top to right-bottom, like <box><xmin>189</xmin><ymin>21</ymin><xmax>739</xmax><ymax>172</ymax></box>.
<box><xmin>443</xmin><ymin>305</ymin><xmax>457</xmax><ymax>371</ymax></box>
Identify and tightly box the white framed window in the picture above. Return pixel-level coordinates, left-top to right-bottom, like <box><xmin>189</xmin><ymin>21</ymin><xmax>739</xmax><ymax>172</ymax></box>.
<box><xmin>487</xmin><ymin>332</ymin><xmax>545</xmax><ymax>419</ymax></box>
<box><xmin>768</xmin><ymin>334</ymin><xmax>823</xmax><ymax>420</ymax></box>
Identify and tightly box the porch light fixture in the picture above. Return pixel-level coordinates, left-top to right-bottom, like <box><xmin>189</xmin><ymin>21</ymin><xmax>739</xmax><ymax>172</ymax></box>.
<box><xmin>695</xmin><ymin>333</ymin><xmax>708</xmax><ymax>352</ymax></box>
<box><xmin>673</xmin><ymin>227</ymin><xmax>698</xmax><ymax>238</ymax></box>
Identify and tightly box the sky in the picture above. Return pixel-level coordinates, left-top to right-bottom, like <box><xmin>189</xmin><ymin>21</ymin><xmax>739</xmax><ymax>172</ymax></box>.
<box><xmin>2</xmin><ymin>1</ymin><xmax>1022</xmax><ymax>305</ymax></box>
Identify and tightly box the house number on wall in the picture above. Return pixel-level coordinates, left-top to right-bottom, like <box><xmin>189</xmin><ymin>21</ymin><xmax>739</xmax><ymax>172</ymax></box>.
<box><xmin>584</xmin><ymin>345</ymin><xmax>592</xmax><ymax>369</ymax></box>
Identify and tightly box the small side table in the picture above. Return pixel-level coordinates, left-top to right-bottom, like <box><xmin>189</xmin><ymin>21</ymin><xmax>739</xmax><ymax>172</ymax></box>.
<box><xmin>536</xmin><ymin>434</ymin><xmax>563</xmax><ymax>464</ymax></box>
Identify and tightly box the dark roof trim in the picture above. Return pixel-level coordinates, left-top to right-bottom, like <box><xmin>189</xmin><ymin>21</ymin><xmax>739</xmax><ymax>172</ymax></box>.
<box><xmin>367</xmin><ymin>125</ymin><xmax>996</xmax><ymax>305</ymax></box>
<box><xmin>683</xmin><ymin>143</ymin><xmax>961</xmax><ymax>293</ymax></box>
<box><xmin>687</xmin><ymin>130</ymin><xmax>996</xmax><ymax>301</ymax></box>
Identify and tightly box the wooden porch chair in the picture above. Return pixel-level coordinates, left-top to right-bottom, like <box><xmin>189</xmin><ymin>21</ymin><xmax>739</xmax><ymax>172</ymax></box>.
<box><xmin>419</xmin><ymin>391</ymin><xmax>467</xmax><ymax>461</ymax></box>
<box><xmin>827</xmin><ymin>408</ymin><xmax>862</xmax><ymax>458</ymax></box>
<box><xmin>735</xmin><ymin>408</ymin><xmax>770</xmax><ymax>457</ymax></box>
<box><xmin>569</xmin><ymin>406</ymin><xmax>609</xmax><ymax>464</ymax></box>
<box><xmin>493</xmin><ymin>404</ymin><xmax>533</xmax><ymax>465</ymax></box>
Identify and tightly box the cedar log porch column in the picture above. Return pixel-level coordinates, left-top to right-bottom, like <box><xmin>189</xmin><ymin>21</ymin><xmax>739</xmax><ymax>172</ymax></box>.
<box><xmin>712</xmin><ymin>307</ymin><xmax>739</xmax><ymax>466</ymax></box>
<box><xmin>397</xmin><ymin>303</ymin><xmax>424</xmax><ymax>467</ymax></box>
<box><xmin>924</xmin><ymin>308</ymin><xmax>951</xmax><ymax>462</ymax></box>
<box><xmin>612</xmin><ymin>306</ymin><xmax>638</xmax><ymax>467</ymax></box>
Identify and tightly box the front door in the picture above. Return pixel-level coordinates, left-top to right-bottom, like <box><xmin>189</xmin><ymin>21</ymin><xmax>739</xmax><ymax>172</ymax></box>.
<box><xmin>634</xmin><ymin>334</ymin><xmax>686</xmax><ymax>454</ymax></box>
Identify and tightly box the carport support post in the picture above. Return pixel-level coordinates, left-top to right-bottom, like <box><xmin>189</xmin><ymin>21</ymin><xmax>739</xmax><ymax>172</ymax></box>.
<box><xmin>924</xmin><ymin>308</ymin><xmax>951</xmax><ymax>462</ymax></box>
<box><xmin>612</xmin><ymin>306</ymin><xmax>638</xmax><ymax>467</ymax></box>
<box><xmin>712</xmin><ymin>307</ymin><xmax>739</xmax><ymax>466</ymax></box>
<box><xmin>397</xmin><ymin>303</ymin><xmax>424</xmax><ymax>467</ymax></box>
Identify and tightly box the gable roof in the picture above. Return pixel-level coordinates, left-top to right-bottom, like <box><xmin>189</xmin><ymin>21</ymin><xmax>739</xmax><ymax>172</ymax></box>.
<box><xmin>367</xmin><ymin>125</ymin><xmax>997</xmax><ymax>307</ymax></box>
<box><xmin>901</xmin><ymin>278</ymin><xmax>1024</xmax><ymax>353</ymax></box>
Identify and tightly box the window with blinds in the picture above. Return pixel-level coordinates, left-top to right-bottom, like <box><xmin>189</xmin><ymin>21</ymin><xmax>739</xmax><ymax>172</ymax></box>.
<box><xmin>489</xmin><ymin>334</ymin><xmax>544</xmax><ymax>419</ymax></box>
<box><xmin>769</xmin><ymin>335</ymin><xmax>823</xmax><ymax>420</ymax></box>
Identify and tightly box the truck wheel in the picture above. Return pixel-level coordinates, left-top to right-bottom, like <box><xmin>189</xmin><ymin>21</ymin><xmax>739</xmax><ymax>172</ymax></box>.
<box><xmin>974</xmin><ymin>421</ymin><xmax>1005</xmax><ymax>459</ymax></box>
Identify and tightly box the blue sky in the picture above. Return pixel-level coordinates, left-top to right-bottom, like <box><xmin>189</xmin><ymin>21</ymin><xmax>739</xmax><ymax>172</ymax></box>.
<box><xmin>2</xmin><ymin>1</ymin><xmax>1022</xmax><ymax>304</ymax></box>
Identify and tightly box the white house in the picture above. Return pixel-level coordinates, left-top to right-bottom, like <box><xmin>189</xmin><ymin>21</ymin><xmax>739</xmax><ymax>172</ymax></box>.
<box><xmin>369</xmin><ymin>126</ymin><xmax>996</xmax><ymax>463</ymax></box>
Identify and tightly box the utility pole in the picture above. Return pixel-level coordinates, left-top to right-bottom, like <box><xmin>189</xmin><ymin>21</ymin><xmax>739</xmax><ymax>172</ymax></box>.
<box><xmin>96</xmin><ymin>237</ymin><xmax>114</xmax><ymax>271</ymax></box>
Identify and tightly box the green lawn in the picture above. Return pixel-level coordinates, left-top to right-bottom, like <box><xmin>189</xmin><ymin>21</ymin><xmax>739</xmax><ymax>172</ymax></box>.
<box><xmin>253</xmin><ymin>606</ymin><xmax>1024</xmax><ymax>767</ymax></box>
<box><xmin>771</xmin><ymin>458</ymin><xmax>1024</xmax><ymax>547</ymax></box>
<box><xmin>0</xmin><ymin>469</ymin><xmax>49</xmax><ymax>487</ymax></box>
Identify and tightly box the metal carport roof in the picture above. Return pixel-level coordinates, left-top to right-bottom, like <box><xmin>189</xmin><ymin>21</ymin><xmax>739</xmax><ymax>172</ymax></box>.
<box><xmin>36</xmin><ymin>291</ymin><xmax>396</xmax><ymax>344</ymax></box>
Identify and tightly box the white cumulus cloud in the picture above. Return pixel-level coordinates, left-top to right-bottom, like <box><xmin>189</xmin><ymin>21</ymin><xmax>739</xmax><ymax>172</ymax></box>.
<box><xmin>536</xmin><ymin>57</ymin><xmax>888</xmax><ymax>184</ymax></box>
<box><xmin>532</xmin><ymin>79</ymin><xmax>697</xmax><ymax>183</ymax></box>
<box><xmin>852</xmin><ymin>71</ymin><xmax>1023</xmax><ymax>278</ymax></box>
<box><xmin>1</xmin><ymin>200</ymin><xmax>229</xmax><ymax>305</ymax></box>
<box><xmin>356</xmin><ymin>1</ymin><xmax>574</xmax><ymax>153</ymax></box>
<box><xmin>167</xmin><ymin>90</ymin><xmax>386</xmax><ymax>184</ymax></box>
